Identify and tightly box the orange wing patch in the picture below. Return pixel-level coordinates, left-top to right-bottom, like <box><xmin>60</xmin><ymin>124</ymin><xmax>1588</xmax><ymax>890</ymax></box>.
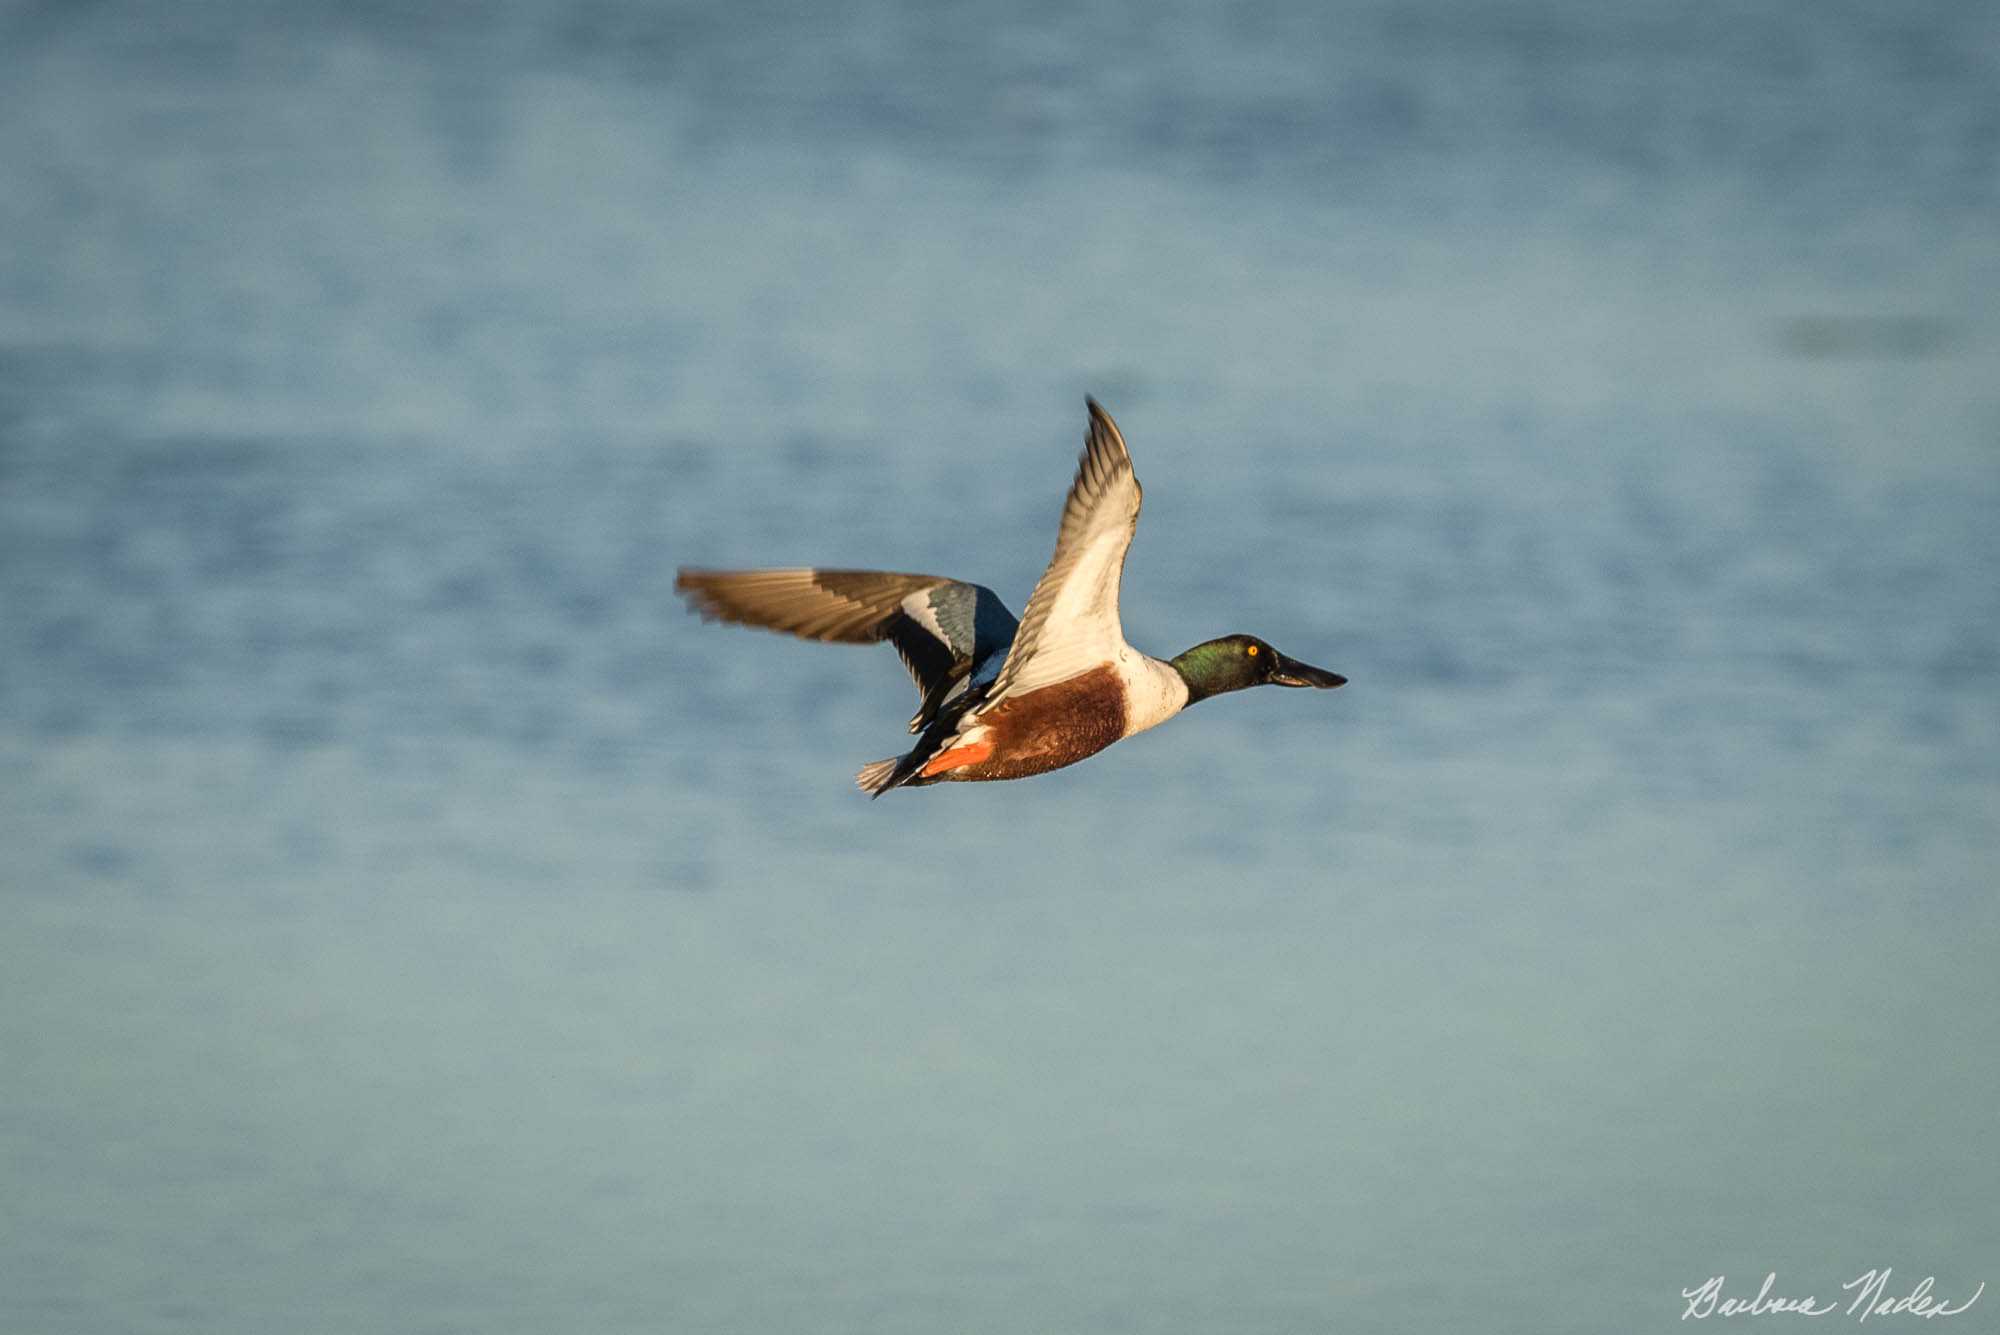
<box><xmin>920</xmin><ymin>740</ymin><xmax>995</xmax><ymax>778</ymax></box>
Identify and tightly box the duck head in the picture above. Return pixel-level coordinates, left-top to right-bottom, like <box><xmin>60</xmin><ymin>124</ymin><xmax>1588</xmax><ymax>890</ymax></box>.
<box><xmin>1170</xmin><ymin>635</ymin><xmax>1346</xmax><ymax>705</ymax></box>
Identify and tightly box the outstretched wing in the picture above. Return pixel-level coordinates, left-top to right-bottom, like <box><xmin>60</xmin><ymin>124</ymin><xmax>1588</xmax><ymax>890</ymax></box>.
<box><xmin>984</xmin><ymin>398</ymin><xmax>1143</xmax><ymax>702</ymax></box>
<box><xmin>674</xmin><ymin>568</ymin><xmax>1018</xmax><ymax>732</ymax></box>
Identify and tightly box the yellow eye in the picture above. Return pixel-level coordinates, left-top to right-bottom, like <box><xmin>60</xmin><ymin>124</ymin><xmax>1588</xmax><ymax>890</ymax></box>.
<box><xmin>1245</xmin><ymin>644</ymin><xmax>1259</xmax><ymax>656</ymax></box>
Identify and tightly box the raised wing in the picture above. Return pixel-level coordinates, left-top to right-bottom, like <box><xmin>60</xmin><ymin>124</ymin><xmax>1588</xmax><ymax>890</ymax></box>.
<box><xmin>674</xmin><ymin>568</ymin><xmax>1018</xmax><ymax>732</ymax></box>
<box><xmin>985</xmin><ymin>398</ymin><xmax>1144</xmax><ymax>702</ymax></box>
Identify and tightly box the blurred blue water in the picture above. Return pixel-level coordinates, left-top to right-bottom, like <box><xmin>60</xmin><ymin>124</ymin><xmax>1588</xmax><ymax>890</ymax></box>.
<box><xmin>3</xmin><ymin>2</ymin><xmax>1997</xmax><ymax>1332</ymax></box>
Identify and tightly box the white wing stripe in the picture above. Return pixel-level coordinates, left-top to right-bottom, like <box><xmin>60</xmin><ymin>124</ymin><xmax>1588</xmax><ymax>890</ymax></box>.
<box><xmin>901</xmin><ymin>591</ymin><xmax>949</xmax><ymax>645</ymax></box>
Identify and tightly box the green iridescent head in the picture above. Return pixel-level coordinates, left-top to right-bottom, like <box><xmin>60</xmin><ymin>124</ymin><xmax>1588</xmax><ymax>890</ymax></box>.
<box><xmin>1170</xmin><ymin>635</ymin><xmax>1346</xmax><ymax>705</ymax></box>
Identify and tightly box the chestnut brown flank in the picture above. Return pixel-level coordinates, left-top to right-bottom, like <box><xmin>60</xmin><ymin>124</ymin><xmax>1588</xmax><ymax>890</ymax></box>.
<box><xmin>936</xmin><ymin>664</ymin><xmax>1128</xmax><ymax>782</ymax></box>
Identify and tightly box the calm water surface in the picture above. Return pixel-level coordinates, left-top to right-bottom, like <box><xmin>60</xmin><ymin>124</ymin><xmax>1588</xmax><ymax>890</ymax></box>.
<box><xmin>3</xmin><ymin>2</ymin><xmax>1997</xmax><ymax>1332</ymax></box>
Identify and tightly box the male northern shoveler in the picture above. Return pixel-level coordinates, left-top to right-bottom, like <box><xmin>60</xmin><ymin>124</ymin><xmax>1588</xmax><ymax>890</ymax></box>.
<box><xmin>676</xmin><ymin>399</ymin><xmax>1345</xmax><ymax>796</ymax></box>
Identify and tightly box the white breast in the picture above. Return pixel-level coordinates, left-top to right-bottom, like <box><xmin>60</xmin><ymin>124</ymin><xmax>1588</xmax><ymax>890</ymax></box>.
<box><xmin>1117</xmin><ymin>649</ymin><xmax>1191</xmax><ymax>737</ymax></box>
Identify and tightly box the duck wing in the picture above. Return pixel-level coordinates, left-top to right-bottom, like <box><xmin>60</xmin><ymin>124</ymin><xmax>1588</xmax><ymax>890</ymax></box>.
<box><xmin>674</xmin><ymin>568</ymin><xmax>1018</xmax><ymax>733</ymax></box>
<box><xmin>983</xmin><ymin>399</ymin><xmax>1143</xmax><ymax>704</ymax></box>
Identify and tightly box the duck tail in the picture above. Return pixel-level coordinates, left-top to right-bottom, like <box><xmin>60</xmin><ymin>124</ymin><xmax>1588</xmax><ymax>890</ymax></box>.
<box><xmin>855</xmin><ymin>756</ymin><xmax>904</xmax><ymax>798</ymax></box>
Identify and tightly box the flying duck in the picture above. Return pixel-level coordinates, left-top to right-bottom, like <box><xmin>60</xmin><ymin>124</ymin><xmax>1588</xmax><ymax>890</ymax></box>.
<box><xmin>676</xmin><ymin>399</ymin><xmax>1345</xmax><ymax>795</ymax></box>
